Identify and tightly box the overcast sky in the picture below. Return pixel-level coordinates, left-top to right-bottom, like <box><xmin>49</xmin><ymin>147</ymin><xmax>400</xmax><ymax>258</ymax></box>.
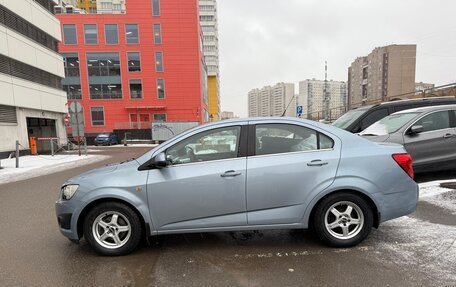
<box><xmin>217</xmin><ymin>0</ymin><xmax>456</xmax><ymax>117</ymax></box>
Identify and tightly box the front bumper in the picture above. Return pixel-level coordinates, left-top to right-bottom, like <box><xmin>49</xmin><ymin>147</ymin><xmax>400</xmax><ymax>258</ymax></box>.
<box><xmin>55</xmin><ymin>199</ymin><xmax>80</xmax><ymax>241</ymax></box>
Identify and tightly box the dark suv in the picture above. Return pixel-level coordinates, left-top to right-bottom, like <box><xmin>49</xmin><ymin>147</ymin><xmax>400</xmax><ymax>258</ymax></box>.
<box><xmin>94</xmin><ymin>133</ymin><xmax>119</xmax><ymax>146</ymax></box>
<box><xmin>332</xmin><ymin>97</ymin><xmax>456</xmax><ymax>133</ymax></box>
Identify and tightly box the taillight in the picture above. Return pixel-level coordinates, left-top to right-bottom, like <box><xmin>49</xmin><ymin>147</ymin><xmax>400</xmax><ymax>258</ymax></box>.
<box><xmin>392</xmin><ymin>153</ymin><xmax>414</xmax><ymax>179</ymax></box>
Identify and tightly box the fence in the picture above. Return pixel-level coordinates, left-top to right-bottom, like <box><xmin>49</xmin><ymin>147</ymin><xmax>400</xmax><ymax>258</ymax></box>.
<box><xmin>307</xmin><ymin>82</ymin><xmax>456</xmax><ymax>122</ymax></box>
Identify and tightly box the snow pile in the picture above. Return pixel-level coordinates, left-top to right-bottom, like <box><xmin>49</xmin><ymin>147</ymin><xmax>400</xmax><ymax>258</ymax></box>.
<box><xmin>0</xmin><ymin>154</ymin><xmax>109</xmax><ymax>185</ymax></box>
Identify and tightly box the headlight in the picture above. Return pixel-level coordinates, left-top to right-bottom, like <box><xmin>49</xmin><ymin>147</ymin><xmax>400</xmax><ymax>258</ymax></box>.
<box><xmin>62</xmin><ymin>184</ymin><xmax>79</xmax><ymax>200</ymax></box>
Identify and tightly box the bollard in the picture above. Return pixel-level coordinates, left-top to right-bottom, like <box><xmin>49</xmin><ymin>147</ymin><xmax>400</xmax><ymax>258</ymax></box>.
<box><xmin>15</xmin><ymin>140</ymin><xmax>19</xmax><ymax>168</ymax></box>
<box><xmin>84</xmin><ymin>137</ymin><xmax>88</xmax><ymax>156</ymax></box>
<box><xmin>50</xmin><ymin>139</ymin><xmax>54</xmax><ymax>156</ymax></box>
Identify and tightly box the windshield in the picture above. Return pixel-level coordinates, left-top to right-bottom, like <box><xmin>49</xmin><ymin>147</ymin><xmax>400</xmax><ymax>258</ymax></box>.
<box><xmin>360</xmin><ymin>113</ymin><xmax>419</xmax><ymax>136</ymax></box>
<box><xmin>332</xmin><ymin>109</ymin><xmax>368</xmax><ymax>129</ymax></box>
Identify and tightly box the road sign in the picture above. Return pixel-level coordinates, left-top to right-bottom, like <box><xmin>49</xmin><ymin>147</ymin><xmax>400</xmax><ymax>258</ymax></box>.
<box><xmin>297</xmin><ymin>105</ymin><xmax>303</xmax><ymax>115</ymax></box>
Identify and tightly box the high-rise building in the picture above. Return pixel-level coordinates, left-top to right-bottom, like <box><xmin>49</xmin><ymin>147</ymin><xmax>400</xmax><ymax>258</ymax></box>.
<box><xmin>298</xmin><ymin>79</ymin><xmax>347</xmax><ymax>120</ymax></box>
<box><xmin>248</xmin><ymin>83</ymin><xmax>295</xmax><ymax>117</ymax></box>
<box><xmin>97</xmin><ymin>0</ymin><xmax>126</xmax><ymax>14</ymax></box>
<box><xmin>57</xmin><ymin>0</ymin><xmax>208</xmax><ymax>140</ymax></box>
<box><xmin>347</xmin><ymin>44</ymin><xmax>416</xmax><ymax>109</ymax></box>
<box><xmin>67</xmin><ymin>0</ymin><xmax>97</xmax><ymax>13</ymax></box>
<box><xmin>0</xmin><ymin>0</ymin><xmax>67</xmax><ymax>156</ymax></box>
<box><xmin>199</xmin><ymin>0</ymin><xmax>220</xmax><ymax>120</ymax></box>
<box><xmin>220</xmin><ymin>111</ymin><xmax>236</xmax><ymax>120</ymax></box>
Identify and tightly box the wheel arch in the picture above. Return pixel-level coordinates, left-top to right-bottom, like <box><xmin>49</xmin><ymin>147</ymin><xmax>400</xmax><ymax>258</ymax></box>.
<box><xmin>307</xmin><ymin>189</ymin><xmax>380</xmax><ymax>229</ymax></box>
<box><xmin>76</xmin><ymin>197</ymin><xmax>149</xmax><ymax>239</ymax></box>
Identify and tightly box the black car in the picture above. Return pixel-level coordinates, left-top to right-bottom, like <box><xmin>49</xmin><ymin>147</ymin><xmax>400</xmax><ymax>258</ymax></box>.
<box><xmin>332</xmin><ymin>97</ymin><xmax>456</xmax><ymax>133</ymax></box>
<box><xmin>94</xmin><ymin>133</ymin><xmax>119</xmax><ymax>146</ymax></box>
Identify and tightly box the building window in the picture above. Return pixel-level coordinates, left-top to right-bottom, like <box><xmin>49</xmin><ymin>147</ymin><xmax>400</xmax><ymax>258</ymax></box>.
<box><xmin>155</xmin><ymin>52</ymin><xmax>163</xmax><ymax>72</ymax></box>
<box><xmin>63</xmin><ymin>84</ymin><xmax>82</xmax><ymax>100</ymax></box>
<box><xmin>154</xmin><ymin>113</ymin><xmax>166</xmax><ymax>122</ymax></box>
<box><xmin>153</xmin><ymin>24</ymin><xmax>162</xmax><ymax>44</ymax></box>
<box><xmin>105</xmin><ymin>24</ymin><xmax>118</xmax><ymax>44</ymax></box>
<box><xmin>63</xmin><ymin>54</ymin><xmax>80</xmax><ymax>77</ymax></box>
<box><xmin>91</xmin><ymin>107</ymin><xmax>105</xmax><ymax>126</ymax></box>
<box><xmin>152</xmin><ymin>0</ymin><xmax>160</xmax><ymax>16</ymax></box>
<box><xmin>125</xmin><ymin>24</ymin><xmax>139</xmax><ymax>44</ymax></box>
<box><xmin>157</xmin><ymin>78</ymin><xmax>165</xmax><ymax>99</ymax></box>
<box><xmin>87</xmin><ymin>52</ymin><xmax>121</xmax><ymax>76</ymax></box>
<box><xmin>63</xmin><ymin>24</ymin><xmax>77</xmax><ymax>45</ymax></box>
<box><xmin>129</xmin><ymin>80</ymin><xmax>143</xmax><ymax>99</ymax></box>
<box><xmin>84</xmin><ymin>24</ymin><xmax>98</xmax><ymax>44</ymax></box>
<box><xmin>89</xmin><ymin>84</ymin><xmax>122</xmax><ymax>99</ymax></box>
<box><xmin>113</xmin><ymin>3</ymin><xmax>121</xmax><ymax>10</ymax></box>
<box><xmin>127</xmin><ymin>52</ymin><xmax>141</xmax><ymax>72</ymax></box>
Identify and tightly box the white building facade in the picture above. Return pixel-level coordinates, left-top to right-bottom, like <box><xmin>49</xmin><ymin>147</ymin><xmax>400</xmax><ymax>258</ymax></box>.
<box><xmin>0</xmin><ymin>0</ymin><xmax>67</xmax><ymax>155</ymax></box>
<box><xmin>96</xmin><ymin>0</ymin><xmax>126</xmax><ymax>14</ymax></box>
<box><xmin>248</xmin><ymin>83</ymin><xmax>295</xmax><ymax>117</ymax></box>
<box><xmin>298</xmin><ymin>79</ymin><xmax>347</xmax><ymax>120</ymax></box>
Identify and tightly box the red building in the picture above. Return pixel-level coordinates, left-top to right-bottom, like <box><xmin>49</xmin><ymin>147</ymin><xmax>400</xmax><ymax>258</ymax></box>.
<box><xmin>57</xmin><ymin>0</ymin><xmax>208</xmax><ymax>138</ymax></box>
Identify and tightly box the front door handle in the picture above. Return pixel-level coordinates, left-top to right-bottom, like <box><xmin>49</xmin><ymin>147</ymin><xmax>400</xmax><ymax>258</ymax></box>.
<box><xmin>220</xmin><ymin>170</ymin><xmax>242</xmax><ymax>177</ymax></box>
<box><xmin>443</xmin><ymin>133</ymin><xmax>455</xmax><ymax>139</ymax></box>
<box><xmin>307</xmin><ymin>160</ymin><xmax>329</xmax><ymax>167</ymax></box>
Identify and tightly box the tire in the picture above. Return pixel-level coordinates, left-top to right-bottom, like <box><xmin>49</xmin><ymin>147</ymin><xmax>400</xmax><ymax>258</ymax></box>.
<box><xmin>83</xmin><ymin>202</ymin><xmax>142</xmax><ymax>256</ymax></box>
<box><xmin>313</xmin><ymin>192</ymin><xmax>373</xmax><ymax>247</ymax></box>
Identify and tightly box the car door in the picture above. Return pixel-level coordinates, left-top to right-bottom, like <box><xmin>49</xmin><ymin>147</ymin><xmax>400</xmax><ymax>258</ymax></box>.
<box><xmin>246</xmin><ymin>122</ymin><xmax>341</xmax><ymax>225</ymax></box>
<box><xmin>403</xmin><ymin>110</ymin><xmax>456</xmax><ymax>167</ymax></box>
<box><xmin>146</xmin><ymin>124</ymin><xmax>248</xmax><ymax>231</ymax></box>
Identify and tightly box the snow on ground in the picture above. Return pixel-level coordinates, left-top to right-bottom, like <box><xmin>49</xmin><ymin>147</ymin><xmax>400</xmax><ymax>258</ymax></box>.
<box><xmin>0</xmin><ymin>154</ymin><xmax>110</xmax><ymax>185</ymax></box>
<box><xmin>419</xmin><ymin>179</ymin><xmax>456</xmax><ymax>214</ymax></box>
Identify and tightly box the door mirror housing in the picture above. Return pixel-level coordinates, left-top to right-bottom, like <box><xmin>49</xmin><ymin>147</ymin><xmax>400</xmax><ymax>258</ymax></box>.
<box><xmin>409</xmin><ymin>125</ymin><xmax>424</xmax><ymax>135</ymax></box>
<box><xmin>154</xmin><ymin>152</ymin><xmax>168</xmax><ymax>168</ymax></box>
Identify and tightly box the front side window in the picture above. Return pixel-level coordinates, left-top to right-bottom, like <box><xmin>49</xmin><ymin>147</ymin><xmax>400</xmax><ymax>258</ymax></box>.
<box><xmin>255</xmin><ymin>124</ymin><xmax>333</xmax><ymax>156</ymax></box>
<box><xmin>84</xmin><ymin>24</ymin><xmax>98</xmax><ymax>44</ymax></box>
<box><xmin>155</xmin><ymin>52</ymin><xmax>163</xmax><ymax>72</ymax></box>
<box><xmin>105</xmin><ymin>24</ymin><xmax>118</xmax><ymax>44</ymax></box>
<box><xmin>127</xmin><ymin>52</ymin><xmax>141</xmax><ymax>72</ymax></box>
<box><xmin>153</xmin><ymin>24</ymin><xmax>162</xmax><ymax>44</ymax></box>
<box><xmin>91</xmin><ymin>107</ymin><xmax>105</xmax><ymax>126</ymax></box>
<box><xmin>157</xmin><ymin>78</ymin><xmax>165</xmax><ymax>99</ymax></box>
<box><xmin>166</xmin><ymin>126</ymin><xmax>241</xmax><ymax>165</ymax></box>
<box><xmin>125</xmin><ymin>24</ymin><xmax>139</xmax><ymax>44</ymax></box>
<box><xmin>129</xmin><ymin>80</ymin><xmax>142</xmax><ymax>99</ymax></box>
<box><xmin>414</xmin><ymin>111</ymin><xmax>451</xmax><ymax>132</ymax></box>
<box><xmin>63</xmin><ymin>24</ymin><xmax>77</xmax><ymax>44</ymax></box>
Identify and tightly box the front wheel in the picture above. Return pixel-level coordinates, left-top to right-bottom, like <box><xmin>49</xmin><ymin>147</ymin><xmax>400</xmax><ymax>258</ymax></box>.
<box><xmin>313</xmin><ymin>192</ymin><xmax>373</xmax><ymax>247</ymax></box>
<box><xmin>83</xmin><ymin>202</ymin><xmax>142</xmax><ymax>256</ymax></box>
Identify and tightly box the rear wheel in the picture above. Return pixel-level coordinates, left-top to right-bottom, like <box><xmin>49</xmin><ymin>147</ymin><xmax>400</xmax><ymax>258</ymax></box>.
<box><xmin>83</xmin><ymin>202</ymin><xmax>142</xmax><ymax>256</ymax></box>
<box><xmin>313</xmin><ymin>192</ymin><xmax>373</xmax><ymax>247</ymax></box>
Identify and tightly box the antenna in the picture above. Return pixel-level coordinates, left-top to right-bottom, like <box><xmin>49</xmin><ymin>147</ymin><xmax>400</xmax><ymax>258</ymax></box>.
<box><xmin>281</xmin><ymin>94</ymin><xmax>295</xmax><ymax>117</ymax></box>
<box><xmin>324</xmin><ymin>61</ymin><xmax>330</xmax><ymax>120</ymax></box>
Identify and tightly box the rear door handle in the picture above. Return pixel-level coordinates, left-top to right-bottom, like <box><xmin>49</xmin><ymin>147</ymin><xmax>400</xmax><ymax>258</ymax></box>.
<box><xmin>220</xmin><ymin>170</ymin><xmax>242</xmax><ymax>177</ymax></box>
<box><xmin>443</xmin><ymin>133</ymin><xmax>455</xmax><ymax>139</ymax></box>
<box><xmin>307</xmin><ymin>160</ymin><xmax>328</xmax><ymax>167</ymax></box>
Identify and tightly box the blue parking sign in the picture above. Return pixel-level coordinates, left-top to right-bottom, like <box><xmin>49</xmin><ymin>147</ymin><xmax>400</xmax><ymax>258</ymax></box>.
<box><xmin>297</xmin><ymin>106</ymin><xmax>303</xmax><ymax>114</ymax></box>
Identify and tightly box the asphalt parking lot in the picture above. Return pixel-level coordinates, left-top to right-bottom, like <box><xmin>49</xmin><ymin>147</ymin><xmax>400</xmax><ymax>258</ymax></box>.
<box><xmin>0</xmin><ymin>146</ymin><xmax>455</xmax><ymax>287</ymax></box>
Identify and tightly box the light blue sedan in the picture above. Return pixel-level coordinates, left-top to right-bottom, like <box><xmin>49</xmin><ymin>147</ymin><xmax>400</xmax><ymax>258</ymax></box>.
<box><xmin>56</xmin><ymin>117</ymin><xmax>418</xmax><ymax>256</ymax></box>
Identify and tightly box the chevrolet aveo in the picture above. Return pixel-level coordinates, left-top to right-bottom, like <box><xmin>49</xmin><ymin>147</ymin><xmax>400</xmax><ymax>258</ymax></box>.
<box><xmin>56</xmin><ymin>118</ymin><xmax>419</xmax><ymax>256</ymax></box>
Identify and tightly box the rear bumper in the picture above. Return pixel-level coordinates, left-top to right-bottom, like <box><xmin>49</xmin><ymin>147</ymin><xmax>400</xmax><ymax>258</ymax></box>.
<box><xmin>375</xmin><ymin>182</ymin><xmax>419</xmax><ymax>223</ymax></box>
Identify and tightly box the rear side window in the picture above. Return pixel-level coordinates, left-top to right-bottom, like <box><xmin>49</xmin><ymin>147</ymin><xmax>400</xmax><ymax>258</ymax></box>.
<box><xmin>414</xmin><ymin>111</ymin><xmax>451</xmax><ymax>132</ymax></box>
<box><xmin>255</xmin><ymin>124</ymin><xmax>334</xmax><ymax>156</ymax></box>
<box><xmin>360</xmin><ymin>108</ymin><xmax>389</xmax><ymax>131</ymax></box>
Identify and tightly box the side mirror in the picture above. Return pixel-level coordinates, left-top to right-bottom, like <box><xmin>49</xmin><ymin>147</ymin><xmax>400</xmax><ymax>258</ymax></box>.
<box><xmin>409</xmin><ymin>125</ymin><xmax>424</xmax><ymax>135</ymax></box>
<box><xmin>154</xmin><ymin>152</ymin><xmax>168</xmax><ymax>168</ymax></box>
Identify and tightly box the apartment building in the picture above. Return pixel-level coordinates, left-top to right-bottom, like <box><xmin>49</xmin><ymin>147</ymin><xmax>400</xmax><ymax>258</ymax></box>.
<box><xmin>298</xmin><ymin>79</ymin><xmax>347</xmax><ymax>120</ymax></box>
<box><xmin>347</xmin><ymin>44</ymin><xmax>416</xmax><ymax>109</ymax></box>
<box><xmin>248</xmin><ymin>83</ymin><xmax>295</xmax><ymax>117</ymax></box>
<box><xmin>97</xmin><ymin>0</ymin><xmax>125</xmax><ymax>14</ymax></box>
<box><xmin>199</xmin><ymin>0</ymin><xmax>220</xmax><ymax>120</ymax></box>
<box><xmin>58</xmin><ymin>0</ymin><xmax>208</xmax><ymax>139</ymax></box>
<box><xmin>0</xmin><ymin>0</ymin><xmax>67</xmax><ymax>155</ymax></box>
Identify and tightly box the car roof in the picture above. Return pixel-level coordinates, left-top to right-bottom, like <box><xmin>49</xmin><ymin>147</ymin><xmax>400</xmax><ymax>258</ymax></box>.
<box><xmin>394</xmin><ymin>104</ymin><xmax>456</xmax><ymax>114</ymax></box>
<box><xmin>350</xmin><ymin>96</ymin><xmax>456</xmax><ymax>111</ymax></box>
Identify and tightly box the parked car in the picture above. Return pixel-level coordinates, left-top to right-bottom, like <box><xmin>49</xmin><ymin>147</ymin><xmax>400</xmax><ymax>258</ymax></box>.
<box><xmin>94</xmin><ymin>133</ymin><xmax>119</xmax><ymax>146</ymax></box>
<box><xmin>333</xmin><ymin>97</ymin><xmax>456</xmax><ymax>133</ymax></box>
<box><xmin>56</xmin><ymin>117</ymin><xmax>418</xmax><ymax>256</ymax></box>
<box><xmin>360</xmin><ymin>105</ymin><xmax>456</xmax><ymax>173</ymax></box>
